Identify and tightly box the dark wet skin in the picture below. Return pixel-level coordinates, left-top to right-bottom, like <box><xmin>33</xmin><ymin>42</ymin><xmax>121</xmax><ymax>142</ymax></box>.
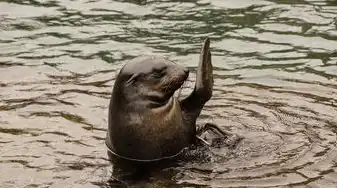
<box><xmin>105</xmin><ymin>38</ymin><xmax>241</xmax><ymax>166</ymax></box>
<box><xmin>106</xmin><ymin>55</ymin><xmax>191</xmax><ymax>161</ymax></box>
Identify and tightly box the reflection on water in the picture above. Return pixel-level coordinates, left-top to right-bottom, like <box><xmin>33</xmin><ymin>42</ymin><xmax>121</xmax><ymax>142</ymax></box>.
<box><xmin>1</xmin><ymin>0</ymin><xmax>337</xmax><ymax>187</ymax></box>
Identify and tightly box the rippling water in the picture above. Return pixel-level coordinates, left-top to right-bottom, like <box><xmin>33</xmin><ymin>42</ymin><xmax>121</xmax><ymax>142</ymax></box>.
<box><xmin>1</xmin><ymin>0</ymin><xmax>337</xmax><ymax>187</ymax></box>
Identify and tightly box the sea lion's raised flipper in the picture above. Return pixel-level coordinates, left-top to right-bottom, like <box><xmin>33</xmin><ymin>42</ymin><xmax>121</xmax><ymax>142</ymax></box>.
<box><xmin>194</xmin><ymin>37</ymin><xmax>213</xmax><ymax>102</ymax></box>
<box><xmin>180</xmin><ymin>38</ymin><xmax>241</xmax><ymax>146</ymax></box>
<box><xmin>180</xmin><ymin>38</ymin><xmax>213</xmax><ymax>125</ymax></box>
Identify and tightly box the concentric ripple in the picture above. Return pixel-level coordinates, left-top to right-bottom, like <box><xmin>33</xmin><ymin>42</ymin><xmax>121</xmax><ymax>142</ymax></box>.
<box><xmin>0</xmin><ymin>0</ymin><xmax>337</xmax><ymax>187</ymax></box>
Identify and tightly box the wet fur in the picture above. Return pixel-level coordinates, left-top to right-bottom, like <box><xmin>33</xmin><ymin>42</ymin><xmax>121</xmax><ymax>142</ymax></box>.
<box><xmin>106</xmin><ymin>38</ymin><xmax>214</xmax><ymax>162</ymax></box>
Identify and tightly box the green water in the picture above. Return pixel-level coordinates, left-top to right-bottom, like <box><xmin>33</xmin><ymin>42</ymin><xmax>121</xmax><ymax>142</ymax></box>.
<box><xmin>0</xmin><ymin>0</ymin><xmax>337</xmax><ymax>187</ymax></box>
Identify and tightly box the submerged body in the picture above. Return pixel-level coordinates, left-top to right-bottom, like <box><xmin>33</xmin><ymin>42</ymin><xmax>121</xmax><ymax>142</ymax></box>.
<box><xmin>106</xmin><ymin>38</ymin><xmax>214</xmax><ymax>162</ymax></box>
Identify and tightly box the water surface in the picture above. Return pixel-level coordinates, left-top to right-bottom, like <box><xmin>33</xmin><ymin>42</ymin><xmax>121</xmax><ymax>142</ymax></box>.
<box><xmin>1</xmin><ymin>0</ymin><xmax>337</xmax><ymax>187</ymax></box>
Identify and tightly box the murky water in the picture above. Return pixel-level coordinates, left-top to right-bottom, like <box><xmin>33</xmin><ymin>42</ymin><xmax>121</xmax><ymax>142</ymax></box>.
<box><xmin>1</xmin><ymin>0</ymin><xmax>337</xmax><ymax>187</ymax></box>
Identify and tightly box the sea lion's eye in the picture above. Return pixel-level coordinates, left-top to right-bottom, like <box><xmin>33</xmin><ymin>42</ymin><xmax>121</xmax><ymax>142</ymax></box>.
<box><xmin>153</xmin><ymin>69</ymin><xmax>165</xmax><ymax>78</ymax></box>
<box><xmin>153</xmin><ymin>67</ymin><xmax>166</xmax><ymax>73</ymax></box>
<box><xmin>126</xmin><ymin>73</ymin><xmax>141</xmax><ymax>85</ymax></box>
<box><xmin>153</xmin><ymin>72</ymin><xmax>162</xmax><ymax>79</ymax></box>
<box><xmin>152</xmin><ymin>66</ymin><xmax>166</xmax><ymax>79</ymax></box>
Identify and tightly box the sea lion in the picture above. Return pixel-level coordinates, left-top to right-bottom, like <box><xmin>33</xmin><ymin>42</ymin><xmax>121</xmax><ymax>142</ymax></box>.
<box><xmin>105</xmin><ymin>38</ymin><xmax>238</xmax><ymax>164</ymax></box>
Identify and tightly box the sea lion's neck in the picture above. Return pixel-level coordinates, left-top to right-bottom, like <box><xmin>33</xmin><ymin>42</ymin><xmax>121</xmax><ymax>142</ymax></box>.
<box><xmin>147</xmin><ymin>96</ymin><xmax>174</xmax><ymax>109</ymax></box>
<box><xmin>145</xmin><ymin>93</ymin><xmax>172</xmax><ymax>108</ymax></box>
<box><xmin>120</xmin><ymin>91</ymin><xmax>173</xmax><ymax>110</ymax></box>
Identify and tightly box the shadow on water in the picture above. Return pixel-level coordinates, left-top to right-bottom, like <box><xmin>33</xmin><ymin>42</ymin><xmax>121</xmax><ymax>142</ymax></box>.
<box><xmin>0</xmin><ymin>0</ymin><xmax>337</xmax><ymax>187</ymax></box>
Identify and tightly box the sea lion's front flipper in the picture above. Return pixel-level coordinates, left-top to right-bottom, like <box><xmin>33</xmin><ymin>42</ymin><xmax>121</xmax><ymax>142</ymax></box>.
<box><xmin>194</xmin><ymin>37</ymin><xmax>213</xmax><ymax>102</ymax></box>
<box><xmin>180</xmin><ymin>38</ymin><xmax>213</xmax><ymax>124</ymax></box>
<box><xmin>196</xmin><ymin>123</ymin><xmax>243</xmax><ymax>148</ymax></box>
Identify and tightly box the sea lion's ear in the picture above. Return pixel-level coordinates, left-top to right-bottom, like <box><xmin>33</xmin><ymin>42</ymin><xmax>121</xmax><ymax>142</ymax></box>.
<box><xmin>125</xmin><ymin>73</ymin><xmax>140</xmax><ymax>85</ymax></box>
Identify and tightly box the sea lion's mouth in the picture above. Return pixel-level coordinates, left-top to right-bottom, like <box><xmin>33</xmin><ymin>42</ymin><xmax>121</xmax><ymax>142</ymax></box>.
<box><xmin>172</xmin><ymin>73</ymin><xmax>188</xmax><ymax>92</ymax></box>
<box><xmin>167</xmin><ymin>74</ymin><xmax>188</xmax><ymax>99</ymax></box>
<box><xmin>176</xmin><ymin>79</ymin><xmax>187</xmax><ymax>98</ymax></box>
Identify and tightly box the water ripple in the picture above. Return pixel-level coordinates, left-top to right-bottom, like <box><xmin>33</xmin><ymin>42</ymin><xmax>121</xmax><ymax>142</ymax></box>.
<box><xmin>0</xmin><ymin>0</ymin><xmax>337</xmax><ymax>187</ymax></box>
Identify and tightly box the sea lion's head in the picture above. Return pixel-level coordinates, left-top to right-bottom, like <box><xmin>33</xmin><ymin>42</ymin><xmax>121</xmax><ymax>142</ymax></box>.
<box><xmin>114</xmin><ymin>55</ymin><xmax>189</xmax><ymax>106</ymax></box>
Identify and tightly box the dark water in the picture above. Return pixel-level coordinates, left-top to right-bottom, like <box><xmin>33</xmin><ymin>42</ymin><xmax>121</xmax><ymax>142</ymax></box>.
<box><xmin>1</xmin><ymin>0</ymin><xmax>337</xmax><ymax>187</ymax></box>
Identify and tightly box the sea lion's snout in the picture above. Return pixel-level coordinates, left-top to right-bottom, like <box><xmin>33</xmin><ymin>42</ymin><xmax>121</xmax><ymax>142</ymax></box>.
<box><xmin>167</xmin><ymin>65</ymin><xmax>189</xmax><ymax>91</ymax></box>
<box><xmin>183</xmin><ymin>67</ymin><xmax>189</xmax><ymax>76</ymax></box>
<box><xmin>180</xmin><ymin>68</ymin><xmax>189</xmax><ymax>85</ymax></box>
<box><xmin>177</xmin><ymin>66</ymin><xmax>189</xmax><ymax>82</ymax></box>
<box><xmin>182</xmin><ymin>67</ymin><xmax>189</xmax><ymax>81</ymax></box>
